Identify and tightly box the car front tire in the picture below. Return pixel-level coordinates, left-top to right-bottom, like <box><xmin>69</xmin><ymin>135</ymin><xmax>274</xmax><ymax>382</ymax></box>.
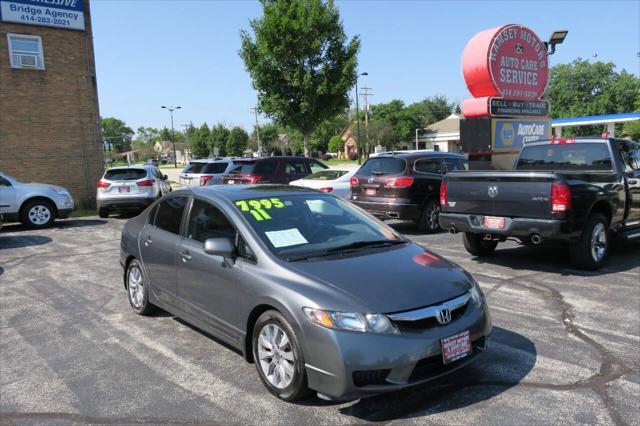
<box><xmin>98</xmin><ymin>208</ymin><xmax>110</xmax><ymax>218</ymax></box>
<box><xmin>252</xmin><ymin>310</ymin><xmax>312</xmax><ymax>402</ymax></box>
<box><xmin>463</xmin><ymin>232</ymin><xmax>498</xmax><ymax>256</ymax></box>
<box><xmin>126</xmin><ymin>259</ymin><xmax>156</xmax><ymax>315</ymax></box>
<box><xmin>569</xmin><ymin>213</ymin><xmax>609</xmax><ymax>270</ymax></box>
<box><xmin>20</xmin><ymin>199</ymin><xmax>56</xmax><ymax>229</ymax></box>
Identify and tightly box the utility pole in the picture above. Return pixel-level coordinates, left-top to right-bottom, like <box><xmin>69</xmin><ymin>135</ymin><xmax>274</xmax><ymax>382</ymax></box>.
<box><xmin>251</xmin><ymin>107</ymin><xmax>261</xmax><ymax>156</ymax></box>
<box><xmin>354</xmin><ymin>72</ymin><xmax>367</xmax><ymax>164</ymax></box>
<box><xmin>161</xmin><ymin>105</ymin><xmax>181</xmax><ymax>167</ymax></box>
<box><xmin>360</xmin><ymin>86</ymin><xmax>373</xmax><ymax>156</ymax></box>
<box><xmin>181</xmin><ymin>122</ymin><xmax>192</xmax><ymax>161</ymax></box>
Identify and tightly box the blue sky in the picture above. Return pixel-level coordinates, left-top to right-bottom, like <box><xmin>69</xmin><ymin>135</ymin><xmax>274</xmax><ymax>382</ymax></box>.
<box><xmin>91</xmin><ymin>0</ymin><xmax>640</xmax><ymax>134</ymax></box>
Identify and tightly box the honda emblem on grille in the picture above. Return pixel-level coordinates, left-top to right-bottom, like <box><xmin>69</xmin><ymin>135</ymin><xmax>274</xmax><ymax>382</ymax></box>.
<box><xmin>488</xmin><ymin>186</ymin><xmax>499</xmax><ymax>198</ymax></box>
<box><xmin>437</xmin><ymin>307</ymin><xmax>452</xmax><ymax>325</ymax></box>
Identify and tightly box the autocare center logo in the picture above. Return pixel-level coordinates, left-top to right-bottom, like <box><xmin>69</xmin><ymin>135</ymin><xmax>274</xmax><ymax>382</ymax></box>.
<box><xmin>488</xmin><ymin>24</ymin><xmax>548</xmax><ymax>101</ymax></box>
<box><xmin>0</xmin><ymin>0</ymin><xmax>85</xmax><ymax>31</ymax></box>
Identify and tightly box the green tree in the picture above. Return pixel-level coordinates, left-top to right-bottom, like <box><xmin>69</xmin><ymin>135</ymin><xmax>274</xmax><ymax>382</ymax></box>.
<box><xmin>209</xmin><ymin>123</ymin><xmax>230</xmax><ymax>156</ymax></box>
<box><xmin>328</xmin><ymin>135</ymin><xmax>343</xmax><ymax>153</ymax></box>
<box><xmin>101</xmin><ymin>117</ymin><xmax>134</xmax><ymax>152</ymax></box>
<box><xmin>239</xmin><ymin>0</ymin><xmax>360</xmax><ymax>157</ymax></box>
<box><xmin>548</xmin><ymin>59</ymin><xmax>640</xmax><ymax>136</ymax></box>
<box><xmin>422</xmin><ymin>95</ymin><xmax>455</xmax><ymax>124</ymax></box>
<box><xmin>367</xmin><ymin>119</ymin><xmax>395</xmax><ymax>151</ymax></box>
<box><xmin>226</xmin><ymin>127</ymin><xmax>249</xmax><ymax>156</ymax></box>
<box><xmin>190</xmin><ymin>124</ymin><xmax>211</xmax><ymax>158</ymax></box>
<box><xmin>310</xmin><ymin>112</ymin><xmax>349</xmax><ymax>153</ymax></box>
<box><xmin>134</xmin><ymin>127</ymin><xmax>161</xmax><ymax>145</ymax></box>
<box><xmin>257</xmin><ymin>123</ymin><xmax>280</xmax><ymax>154</ymax></box>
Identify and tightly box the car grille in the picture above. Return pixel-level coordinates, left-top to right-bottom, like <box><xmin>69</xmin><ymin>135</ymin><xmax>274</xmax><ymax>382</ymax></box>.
<box><xmin>408</xmin><ymin>336</ymin><xmax>486</xmax><ymax>383</ymax></box>
<box><xmin>387</xmin><ymin>292</ymin><xmax>471</xmax><ymax>332</ymax></box>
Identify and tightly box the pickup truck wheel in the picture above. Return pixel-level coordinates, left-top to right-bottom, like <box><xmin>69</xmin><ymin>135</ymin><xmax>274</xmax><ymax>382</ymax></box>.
<box><xmin>569</xmin><ymin>213</ymin><xmax>609</xmax><ymax>270</ymax></box>
<box><xmin>463</xmin><ymin>232</ymin><xmax>498</xmax><ymax>256</ymax></box>
<box><xmin>20</xmin><ymin>199</ymin><xmax>56</xmax><ymax>229</ymax></box>
<box><xmin>416</xmin><ymin>200</ymin><xmax>441</xmax><ymax>234</ymax></box>
<box><xmin>98</xmin><ymin>208</ymin><xmax>110</xmax><ymax>218</ymax></box>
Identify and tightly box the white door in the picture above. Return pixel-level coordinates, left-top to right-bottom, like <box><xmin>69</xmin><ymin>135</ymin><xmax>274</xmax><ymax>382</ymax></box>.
<box><xmin>0</xmin><ymin>176</ymin><xmax>17</xmax><ymax>214</ymax></box>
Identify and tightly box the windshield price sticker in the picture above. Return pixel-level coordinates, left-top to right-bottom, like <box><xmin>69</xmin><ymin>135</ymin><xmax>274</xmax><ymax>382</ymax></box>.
<box><xmin>235</xmin><ymin>198</ymin><xmax>285</xmax><ymax>221</ymax></box>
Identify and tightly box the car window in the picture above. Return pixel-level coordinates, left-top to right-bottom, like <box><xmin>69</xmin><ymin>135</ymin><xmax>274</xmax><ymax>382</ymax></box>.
<box><xmin>358</xmin><ymin>158</ymin><xmax>406</xmax><ymax>175</ymax></box>
<box><xmin>237</xmin><ymin>234</ymin><xmax>256</xmax><ymax>261</ymax></box>
<box><xmin>305</xmin><ymin>170</ymin><xmax>348</xmax><ymax>180</ymax></box>
<box><xmin>104</xmin><ymin>168</ymin><xmax>147</xmax><ymax>181</ymax></box>
<box><xmin>153</xmin><ymin>168</ymin><xmax>164</xmax><ymax>179</ymax></box>
<box><xmin>618</xmin><ymin>142</ymin><xmax>639</xmax><ymax>172</ymax></box>
<box><xmin>254</xmin><ymin>160</ymin><xmax>278</xmax><ymax>174</ymax></box>
<box><xmin>202</xmin><ymin>162</ymin><xmax>229</xmax><ymax>174</ymax></box>
<box><xmin>414</xmin><ymin>159</ymin><xmax>442</xmax><ymax>174</ymax></box>
<box><xmin>0</xmin><ymin>176</ymin><xmax>11</xmax><ymax>187</ymax></box>
<box><xmin>309</xmin><ymin>160</ymin><xmax>328</xmax><ymax>174</ymax></box>
<box><xmin>183</xmin><ymin>162</ymin><xmax>206</xmax><ymax>174</ymax></box>
<box><xmin>516</xmin><ymin>143</ymin><xmax>613</xmax><ymax>171</ymax></box>
<box><xmin>186</xmin><ymin>199</ymin><xmax>236</xmax><ymax>243</ymax></box>
<box><xmin>633</xmin><ymin>144</ymin><xmax>640</xmax><ymax>170</ymax></box>
<box><xmin>285</xmin><ymin>160</ymin><xmax>308</xmax><ymax>175</ymax></box>
<box><xmin>229</xmin><ymin>162</ymin><xmax>256</xmax><ymax>174</ymax></box>
<box><xmin>154</xmin><ymin>196</ymin><xmax>188</xmax><ymax>235</ymax></box>
<box><xmin>442</xmin><ymin>158</ymin><xmax>469</xmax><ymax>172</ymax></box>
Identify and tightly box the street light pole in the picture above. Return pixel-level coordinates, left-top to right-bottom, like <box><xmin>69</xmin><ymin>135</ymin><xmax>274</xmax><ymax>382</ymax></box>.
<box><xmin>161</xmin><ymin>105</ymin><xmax>181</xmax><ymax>168</ymax></box>
<box><xmin>354</xmin><ymin>72</ymin><xmax>367</xmax><ymax>165</ymax></box>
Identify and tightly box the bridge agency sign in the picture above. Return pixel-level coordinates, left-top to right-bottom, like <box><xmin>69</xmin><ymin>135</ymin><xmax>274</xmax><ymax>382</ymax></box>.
<box><xmin>0</xmin><ymin>0</ymin><xmax>85</xmax><ymax>31</ymax></box>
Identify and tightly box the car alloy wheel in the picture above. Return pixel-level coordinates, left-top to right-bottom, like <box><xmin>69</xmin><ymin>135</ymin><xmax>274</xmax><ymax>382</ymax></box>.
<box><xmin>128</xmin><ymin>264</ymin><xmax>145</xmax><ymax>309</ymax></box>
<box><xmin>28</xmin><ymin>205</ymin><xmax>51</xmax><ymax>226</ymax></box>
<box><xmin>590</xmin><ymin>222</ymin><xmax>607</xmax><ymax>263</ymax></box>
<box><xmin>257</xmin><ymin>323</ymin><xmax>296</xmax><ymax>389</ymax></box>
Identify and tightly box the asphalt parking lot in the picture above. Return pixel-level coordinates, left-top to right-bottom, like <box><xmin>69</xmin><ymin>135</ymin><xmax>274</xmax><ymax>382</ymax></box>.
<box><xmin>1</xmin><ymin>217</ymin><xmax>639</xmax><ymax>424</ymax></box>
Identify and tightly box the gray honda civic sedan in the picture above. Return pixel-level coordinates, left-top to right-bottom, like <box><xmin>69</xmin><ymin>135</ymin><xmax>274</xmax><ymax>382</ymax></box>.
<box><xmin>119</xmin><ymin>185</ymin><xmax>491</xmax><ymax>401</ymax></box>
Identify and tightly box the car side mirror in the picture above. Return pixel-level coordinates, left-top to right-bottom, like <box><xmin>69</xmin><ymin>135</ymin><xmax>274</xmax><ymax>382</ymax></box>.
<box><xmin>203</xmin><ymin>238</ymin><xmax>234</xmax><ymax>259</ymax></box>
<box><xmin>163</xmin><ymin>174</ymin><xmax>169</xmax><ymax>180</ymax></box>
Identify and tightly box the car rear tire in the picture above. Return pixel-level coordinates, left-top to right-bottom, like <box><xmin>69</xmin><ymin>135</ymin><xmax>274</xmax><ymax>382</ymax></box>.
<box><xmin>126</xmin><ymin>259</ymin><xmax>156</xmax><ymax>316</ymax></box>
<box><xmin>569</xmin><ymin>213</ymin><xmax>609</xmax><ymax>270</ymax></box>
<box><xmin>463</xmin><ymin>232</ymin><xmax>498</xmax><ymax>256</ymax></box>
<box><xmin>252</xmin><ymin>310</ymin><xmax>312</xmax><ymax>401</ymax></box>
<box><xmin>416</xmin><ymin>200</ymin><xmax>441</xmax><ymax>234</ymax></box>
<box><xmin>20</xmin><ymin>199</ymin><xmax>56</xmax><ymax>229</ymax></box>
<box><xmin>98</xmin><ymin>208</ymin><xmax>110</xmax><ymax>218</ymax></box>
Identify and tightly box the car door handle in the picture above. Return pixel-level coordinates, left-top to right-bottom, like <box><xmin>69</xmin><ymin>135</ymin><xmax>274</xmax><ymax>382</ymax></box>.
<box><xmin>143</xmin><ymin>236</ymin><xmax>152</xmax><ymax>246</ymax></box>
<box><xmin>179</xmin><ymin>249</ymin><xmax>192</xmax><ymax>261</ymax></box>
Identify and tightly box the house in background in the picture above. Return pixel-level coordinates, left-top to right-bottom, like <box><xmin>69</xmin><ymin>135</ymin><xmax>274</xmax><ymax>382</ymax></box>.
<box><xmin>417</xmin><ymin>113</ymin><xmax>462</xmax><ymax>152</ymax></box>
<box><xmin>339</xmin><ymin>123</ymin><xmax>358</xmax><ymax>159</ymax></box>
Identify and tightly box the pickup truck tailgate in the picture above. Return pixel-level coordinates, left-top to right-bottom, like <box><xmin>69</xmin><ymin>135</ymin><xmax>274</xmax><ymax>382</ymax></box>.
<box><xmin>444</xmin><ymin>171</ymin><xmax>558</xmax><ymax>219</ymax></box>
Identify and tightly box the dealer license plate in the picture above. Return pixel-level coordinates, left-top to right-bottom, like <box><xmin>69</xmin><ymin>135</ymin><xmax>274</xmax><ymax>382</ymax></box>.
<box><xmin>441</xmin><ymin>330</ymin><xmax>472</xmax><ymax>364</ymax></box>
<box><xmin>483</xmin><ymin>216</ymin><xmax>505</xmax><ymax>229</ymax></box>
<box><xmin>118</xmin><ymin>186</ymin><xmax>130</xmax><ymax>193</ymax></box>
<box><xmin>365</xmin><ymin>188</ymin><xmax>376</xmax><ymax>196</ymax></box>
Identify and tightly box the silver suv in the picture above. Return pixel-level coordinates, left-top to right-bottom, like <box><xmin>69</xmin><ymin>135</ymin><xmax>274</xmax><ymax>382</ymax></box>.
<box><xmin>97</xmin><ymin>166</ymin><xmax>171</xmax><ymax>218</ymax></box>
<box><xmin>179</xmin><ymin>158</ymin><xmax>238</xmax><ymax>187</ymax></box>
<box><xmin>0</xmin><ymin>171</ymin><xmax>75</xmax><ymax>228</ymax></box>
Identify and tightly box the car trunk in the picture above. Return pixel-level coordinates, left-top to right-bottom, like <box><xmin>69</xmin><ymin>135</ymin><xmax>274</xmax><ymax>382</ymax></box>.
<box><xmin>101</xmin><ymin>169</ymin><xmax>152</xmax><ymax>197</ymax></box>
<box><xmin>223</xmin><ymin>161</ymin><xmax>258</xmax><ymax>184</ymax></box>
<box><xmin>444</xmin><ymin>171</ymin><xmax>559</xmax><ymax>219</ymax></box>
<box><xmin>352</xmin><ymin>157</ymin><xmax>410</xmax><ymax>201</ymax></box>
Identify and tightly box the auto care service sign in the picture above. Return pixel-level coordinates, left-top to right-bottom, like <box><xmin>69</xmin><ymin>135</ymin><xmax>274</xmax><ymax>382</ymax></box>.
<box><xmin>0</xmin><ymin>0</ymin><xmax>85</xmax><ymax>31</ymax></box>
<box><xmin>492</xmin><ymin>118</ymin><xmax>551</xmax><ymax>150</ymax></box>
<box><xmin>461</xmin><ymin>24</ymin><xmax>550</xmax><ymax>117</ymax></box>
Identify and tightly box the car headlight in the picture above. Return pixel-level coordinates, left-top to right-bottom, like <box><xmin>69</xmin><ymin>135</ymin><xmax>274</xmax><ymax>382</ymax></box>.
<box><xmin>303</xmin><ymin>307</ymin><xmax>399</xmax><ymax>334</ymax></box>
<box><xmin>469</xmin><ymin>280</ymin><xmax>484</xmax><ymax>308</ymax></box>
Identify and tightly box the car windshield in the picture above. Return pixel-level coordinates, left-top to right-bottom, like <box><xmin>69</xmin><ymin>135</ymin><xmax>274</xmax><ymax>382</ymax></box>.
<box><xmin>517</xmin><ymin>143</ymin><xmax>613</xmax><ymax>171</ymax></box>
<box><xmin>304</xmin><ymin>170</ymin><xmax>348</xmax><ymax>180</ymax></box>
<box><xmin>233</xmin><ymin>193</ymin><xmax>405</xmax><ymax>259</ymax></box>
<box><xmin>104</xmin><ymin>168</ymin><xmax>147</xmax><ymax>181</ymax></box>
<box><xmin>183</xmin><ymin>162</ymin><xmax>206</xmax><ymax>173</ymax></box>
<box><xmin>202</xmin><ymin>162</ymin><xmax>229</xmax><ymax>174</ymax></box>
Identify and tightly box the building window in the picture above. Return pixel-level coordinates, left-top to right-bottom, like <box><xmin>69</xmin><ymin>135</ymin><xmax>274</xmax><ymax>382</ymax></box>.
<box><xmin>7</xmin><ymin>33</ymin><xmax>44</xmax><ymax>70</ymax></box>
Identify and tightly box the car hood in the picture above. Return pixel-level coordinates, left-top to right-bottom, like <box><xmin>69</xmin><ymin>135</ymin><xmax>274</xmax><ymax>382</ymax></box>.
<box><xmin>287</xmin><ymin>243</ymin><xmax>472</xmax><ymax>313</ymax></box>
<box><xmin>21</xmin><ymin>182</ymin><xmax>66</xmax><ymax>193</ymax></box>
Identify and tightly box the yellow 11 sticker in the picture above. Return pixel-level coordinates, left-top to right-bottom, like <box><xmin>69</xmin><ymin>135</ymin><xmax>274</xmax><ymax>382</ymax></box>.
<box><xmin>235</xmin><ymin>198</ymin><xmax>285</xmax><ymax>221</ymax></box>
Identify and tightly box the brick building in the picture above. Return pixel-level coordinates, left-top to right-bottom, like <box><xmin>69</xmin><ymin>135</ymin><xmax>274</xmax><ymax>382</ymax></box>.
<box><xmin>0</xmin><ymin>0</ymin><xmax>102</xmax><ymax>206</ymax></box>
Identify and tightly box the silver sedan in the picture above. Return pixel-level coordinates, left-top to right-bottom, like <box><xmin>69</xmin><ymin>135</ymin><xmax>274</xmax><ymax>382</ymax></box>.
<box><xmin>120</xmin><ymin>185</ymin><xmax>491</xmax><ymax>401</ymax></box>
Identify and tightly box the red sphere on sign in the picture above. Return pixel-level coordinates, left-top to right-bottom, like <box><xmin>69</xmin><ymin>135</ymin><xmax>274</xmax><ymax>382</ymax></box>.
<box><xmin>462</xmin><ymin>24</ymin><xmax>549</xmax><ymax>101</ymax></box>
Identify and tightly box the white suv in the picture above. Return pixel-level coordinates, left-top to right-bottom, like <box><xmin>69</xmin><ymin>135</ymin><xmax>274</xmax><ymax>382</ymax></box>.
<box><xmin>179</xmin><ymin>158</ymin><xmax>239</xmax><ymax>187</ymax></box>
<box><xmin>97</xmin><ymin>166</ymin><xmax>171</xmax><ymax>218</ymax></box>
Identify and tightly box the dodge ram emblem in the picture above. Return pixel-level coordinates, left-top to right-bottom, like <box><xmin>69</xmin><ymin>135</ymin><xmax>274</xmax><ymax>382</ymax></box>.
<box><xmin>488</xmin><ymin>186</ymin><xmax>499</xmax><ymax>198</ymax></box>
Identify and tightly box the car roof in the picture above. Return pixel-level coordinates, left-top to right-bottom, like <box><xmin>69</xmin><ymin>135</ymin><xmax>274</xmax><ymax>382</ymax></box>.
<box><xmin>231</xmin><ymin>156</ymin><xmax>317</xmax><ymax>163</ymax></box>
<box><xmin>375</xmin><ymin>151</ymin><xmax>467</xmax><ymax>160</ymax></box>
<box><xmin>106</xmin><ymin>165</ymin><xmax>152</xmax><ymax>170</ymax></box>
<box><xmin>181</xmin><ymin>184</ymin><xmax>321</xmax><ymax>202</ymax></box>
